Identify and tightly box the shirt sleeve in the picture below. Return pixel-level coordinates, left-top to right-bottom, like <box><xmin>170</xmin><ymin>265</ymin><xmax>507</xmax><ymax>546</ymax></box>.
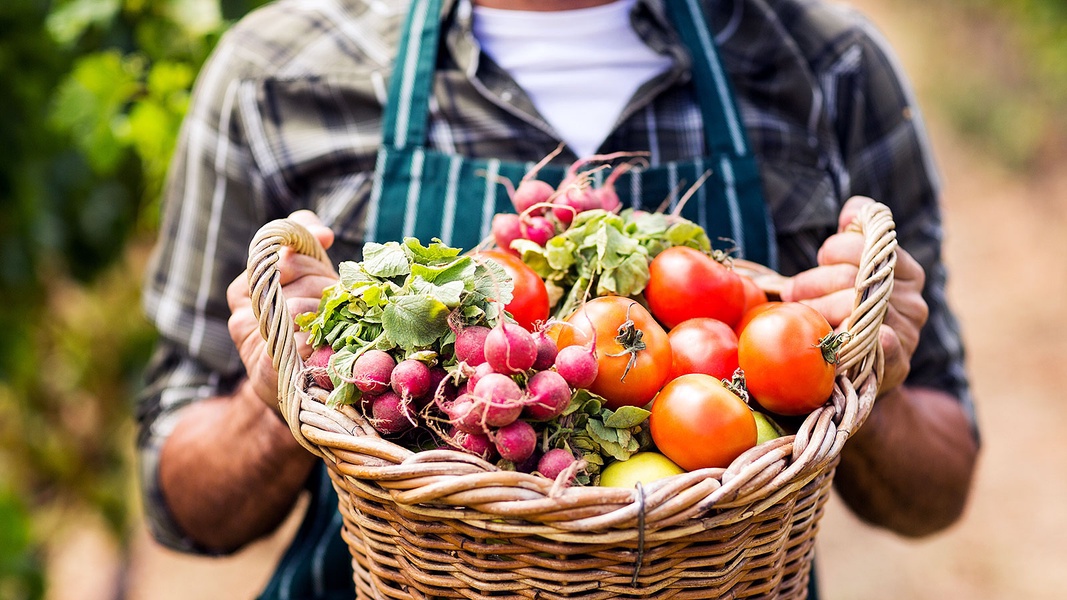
<box><xmin>834</xmin><ymin>11</ymin><xmax>979</xmax><ymax>438</ymax></box>
<box><xmin>136</xmin><ymin>24</ymin><xmax>274</xmax><ymax>553</ymax></box>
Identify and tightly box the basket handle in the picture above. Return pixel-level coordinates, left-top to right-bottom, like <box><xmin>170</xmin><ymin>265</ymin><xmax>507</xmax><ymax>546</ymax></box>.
<box><xmin>247</xmin><ymin>218</ymin><xmax>332</xmax><ymax>454</ymax></box>
<box><xmin>837</xmin><ymin>200</ymin><xmax>897</xmax><ymax>384</ymax></box>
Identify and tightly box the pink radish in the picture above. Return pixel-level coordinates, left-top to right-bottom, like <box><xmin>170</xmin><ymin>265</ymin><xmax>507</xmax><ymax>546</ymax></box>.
<box><xmin>465</xmin><ymin>361</ymin><xmax>496</xmax><ymax>394</ymax></box>
<box><xmin>494</xmin><ymin>420</ymin><xmax>537</xmax><ymax>464</ymax></box>
<box><xmin>454</xmin><ymin>324</ymin><xmax>491</xmax><ymax>366</ymax></box>
<box><xmin>391</xmin><ymin>359</ymin><xmax>431</xmax><ymax>401</ymax></box>
<box><xmin>554</xmin><ymin>344</ymin><xmax>599</xmax><ymax>389</ymax></box>
<box><xmin>537</xmin><ymin>448</ymin><xmax>577</xmax><ymax>480</ymax></box>
<box><xmin>471</xmin><ymin>373</ymin><xmax>524</xmax><ymax>427</ymax></box>
<box><xmin>350</xmin><ymin>349</ymin><xmax>396</xmax><ymax>394</ymax></box>
<box><xmin>369</xmin><ymin>390</ymin><xmax>416</xmax><ymax>435</ymax></box>
<box><xmin>491</xmin><ymin>213</ymin><xmax>523</xmax><ymax>254</ymax></box>
<box><xmin>520</xmin><ymin>215</ymin><xmax>556</xmax><ymax>247</ymax></box>
<box><xmin>448</xmin><ymin>427</ymin><xmax>497</xmax><ymax>461</ymax></box>
<box><xmin>531</xmin><ymin>330</ymin><xmax>559</xmax><ymax>371</ymax></box>
<box><xmin>512</xmin><ymin>143</ymin><xmax>564</xmax><ymax>215</ymax></box>
<box><xmin>484</xmin><ymin>320</ymin><xmax>537</xmax><ymax>374</ymax></box>
<box><xmin>523</xmin><ymin>369</ymin><xmax>572</xmax><ymax>421</ymax></box>
<box><xmin>441</xmin><ymin>393</ymin><xmax>486</xmax><ymax>434</ymax></box>
<box><xmin>306</xmin><ymin>345</ymin><xmax>335</xmax><ymax>390</ymax></box>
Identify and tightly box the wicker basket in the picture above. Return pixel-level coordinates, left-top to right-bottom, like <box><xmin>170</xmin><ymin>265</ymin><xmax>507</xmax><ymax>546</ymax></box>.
<box><xmin>247</xmin><ymin>202</ymin><xmax>897</xmax><ymax>599</ymax></box>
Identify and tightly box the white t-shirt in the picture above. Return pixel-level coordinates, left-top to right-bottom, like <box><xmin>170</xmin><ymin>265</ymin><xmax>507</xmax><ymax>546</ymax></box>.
<box><xmin>471</xmin><ymin>0</ymin><xmax>673</xmax><ymax>158</ymax></box>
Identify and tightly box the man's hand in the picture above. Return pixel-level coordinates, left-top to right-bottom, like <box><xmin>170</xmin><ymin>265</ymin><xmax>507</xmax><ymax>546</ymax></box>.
<box><xmin>780</xmin><ymin>196</ymin><xmax>928</xmax><ymax>395</ymax></box>
<box><xmin>226</xmin><ymin>210</ymin><xmax>338</xmax><ymax>411</ymax></box>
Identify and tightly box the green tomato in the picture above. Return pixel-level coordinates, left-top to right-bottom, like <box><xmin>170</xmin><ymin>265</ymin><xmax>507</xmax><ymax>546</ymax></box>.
<box><xmin>753</xmin><ymin>411</ymin><xmax>785</xmax><ymax>445</ymax></box>
<box><xmin>598</xmin><ymin>451</ymin><xmax>685</xmax><ymax>488</ymax></box>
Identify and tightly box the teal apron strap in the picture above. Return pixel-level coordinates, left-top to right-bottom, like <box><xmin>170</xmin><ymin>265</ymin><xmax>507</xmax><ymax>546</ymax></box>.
<box><xmin>664</xmin><ymin>0</ymin><xmax>751</xmax><ymax>157</ymax></box>
<box><xmin>365</xmin><ymin>0</ymin><xmax>445</xmax><ymax>245</ymax></box>
<box><xmin>380</xmin><ymin>0</ymin><xmax>442</xmax><ymax>151</ymax></box>
<box><xmin>662</xmin><ymin>0</ymin><xmax>777</xmax><ymax>268</ymax></box>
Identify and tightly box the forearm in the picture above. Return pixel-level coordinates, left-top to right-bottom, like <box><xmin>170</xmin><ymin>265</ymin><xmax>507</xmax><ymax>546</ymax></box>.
<box><xmin>834</xmin><ymin>384</ymin><xmax>978</xmax><ymax>537</ymax></box>
<box><xmin>158</xmin><ymin>379</ymin><xmax>318</xmax><ymax>553</ymax></box>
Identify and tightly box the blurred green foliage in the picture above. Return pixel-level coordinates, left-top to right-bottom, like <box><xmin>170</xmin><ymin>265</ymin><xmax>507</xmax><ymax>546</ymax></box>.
<box><xmin>920</xmin><ymin>0</ymin><xmax>1067</xmax><ymax>172</ymax></box>
<box><xmin>0</xmin><ymin>0</ymin><xmax>265</xmax><ymax>597</ymax></box>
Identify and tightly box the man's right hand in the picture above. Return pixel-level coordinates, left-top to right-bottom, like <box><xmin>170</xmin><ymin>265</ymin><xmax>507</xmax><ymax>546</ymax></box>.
<box><xmin>226</xmin><ymin>210</ymin><xmax>339</xmax><ymax>412</ymax></box>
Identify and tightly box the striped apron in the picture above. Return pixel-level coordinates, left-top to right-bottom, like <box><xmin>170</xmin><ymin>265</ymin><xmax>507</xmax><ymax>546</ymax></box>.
<box><xmin>259</xmin><ymin>0</ymin><xmax>782</xmax><ymax>598</ymax></box>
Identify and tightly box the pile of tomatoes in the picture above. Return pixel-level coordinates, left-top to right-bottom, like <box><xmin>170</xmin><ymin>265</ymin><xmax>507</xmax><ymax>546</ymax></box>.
<box><xmin>486</xmin><ymin>244</ymin><xmax>846</xmax><ymax>477</ymax></box>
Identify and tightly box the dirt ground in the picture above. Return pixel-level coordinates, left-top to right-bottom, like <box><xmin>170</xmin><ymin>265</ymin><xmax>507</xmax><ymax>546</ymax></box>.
<box><xmin>42</xmin><ymin>1</ymin><xmax>1067</xmax><ymax>599</ymax></box>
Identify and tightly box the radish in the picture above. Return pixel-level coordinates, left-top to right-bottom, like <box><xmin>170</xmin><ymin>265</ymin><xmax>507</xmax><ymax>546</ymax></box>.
<box><xmin>537</xmin><ymin>448</ymin><xmax>577</xmax><ymax>480</ymax></box>
<box><xmin>440</xmin><ymin>393</ymin><xmax>486</xmax><ymax>434</ymax></box>
<box><xmin>531</xmin><ymin>330</ymin><xmax>559</xmax><ymax>371</ymax></box>
<box><xmin>484</xmin><ymin>320</ymin><xmax>537</xmax><ymax>374</ymax></box>
<box><xmin>523</xmin><ymin>370</ymin><xmax>572</xmax><ymax>421</ymax></box>
<box><xmin>369</xmin><ymin>390</ymin><xmax>416</xmax><ymax>435</ymax></box>
<box><xmin>491</xmin><ymin>213</ymin><xmax>523</xmax><ymax>255</ymax></box>
<box><xmin>513</xmin><ymin>179</ymin><xmax>555</xmax><ymax>216</ymax></box>
<box><xmin>350</xmin><ymin>349</ymin><xmax>396</xmax><ymax>394</ymax></box>
<box><xmin>448</xmin><ymin>427</ymin><xmax>497</xmax><ymax>461</ymax></box>
<box><xmin>306</xmin><ymin>345</ymin><xmax>335</xmax><ymax>390</ymax></box>
<box><xmin>512</xmin><ymin>143</ymin><xmax>563</xmax><ymax>215</ymax></box>
<box><xmin>594</xmin><ymin>160</ymin><xmax>643</xmax><ymax>213</ymax></box>
<box><xmin>520</xmin><ymin>215</ymin><xmax>556</xmax><ymax>247</ymax></box>
<box><xmin>554</xmin><ymin>344</ymin><xmax>599</xmax><ymax>389</ymax></box>
<box><xmin>465</xmin><ymin>361</ymin><xmax>496</xmax><ymax>394</ymax></box>
<box><xmin>391</xmin><ymin>359</ymin><xmax>431</xmax><ymax>401</ymax></box>
<box><xmin>471</xmin><ymin>373</ymin><xmax>524</xmax><ymax>427</ymax></box>
<box><xmin>454</xmin><ymin>324</ymin><xmax>491</xmax><ymax>366</ymax></box>
<box><xmin>422</xmin><ymin>366</ymin><xmax>451</xmax><ymax>408</ymax></box>
<box><xmin>494</xmin><ymin>420</ymin><xmax>537</xmax><ymax>463</ymax></box>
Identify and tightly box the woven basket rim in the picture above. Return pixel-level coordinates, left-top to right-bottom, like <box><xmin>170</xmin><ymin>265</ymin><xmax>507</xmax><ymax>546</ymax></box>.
<box><xmin>247</xmin><ymin>201</ymin><xmax>896</xmax><ymax>526</ymax></box>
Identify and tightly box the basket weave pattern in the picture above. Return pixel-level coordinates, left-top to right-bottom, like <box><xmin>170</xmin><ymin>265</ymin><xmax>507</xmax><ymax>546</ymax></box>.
<box><xmin>247</xmin><ymin>203</ymin><xmax>897</xmax><ymax>599</ymax></box>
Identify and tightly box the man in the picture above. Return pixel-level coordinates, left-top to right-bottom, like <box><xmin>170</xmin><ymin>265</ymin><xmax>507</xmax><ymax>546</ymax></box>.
<box><xmin>137</xmin><ymin>0</ymin><xmax>979</xmax><ymax>597</ymax></box>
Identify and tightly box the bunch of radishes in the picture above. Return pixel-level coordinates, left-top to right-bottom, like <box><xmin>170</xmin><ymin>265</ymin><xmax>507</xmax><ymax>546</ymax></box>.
<box><xmin>429</xmin><ymin>319</ymin><xmax>600</xmax><ymax>479</ymax></box>
<box><xmin>490</xmin><ymin>147</ymin><xmax>648</xmax><ymax>254</ymax></box>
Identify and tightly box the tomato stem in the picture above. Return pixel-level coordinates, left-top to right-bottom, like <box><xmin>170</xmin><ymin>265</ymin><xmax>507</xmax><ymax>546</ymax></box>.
<box><xmin>722</xmin><ymin>367</ymin><xmax>750</xmax><ymax>403</ymax></box>
<box><xmin>606</xmin><ymin>302</ymin><xmax>646</xmax><ymax>382</ymax></box>
<box><xmin>818</xmin><ymin>331</ymin><xmax>853</xmax><ymax>364</ymax></box>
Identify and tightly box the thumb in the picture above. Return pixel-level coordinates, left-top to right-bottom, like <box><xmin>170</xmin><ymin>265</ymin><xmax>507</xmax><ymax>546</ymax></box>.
<box><xmin>837</xmin><ymin>196</ymin><xmax>876</xmax><ymax>233</ymax></box>
<box><xmin>288</xmin><ymin>209</ymin><xmax>335</xmax><ymax>251</ymax></box>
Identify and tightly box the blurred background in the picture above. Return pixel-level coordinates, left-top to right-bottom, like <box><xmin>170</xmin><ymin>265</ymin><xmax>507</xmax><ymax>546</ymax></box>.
<box><xmin>1</xmin><ymin>0</ymin><xmax>1064</xmax><ymax>598</ymax></box>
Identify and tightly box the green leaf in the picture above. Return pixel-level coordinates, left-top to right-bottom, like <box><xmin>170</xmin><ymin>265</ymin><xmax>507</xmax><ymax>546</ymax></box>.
<box><xmin>410</xmin><ymin>256</ymin><xmax>475</xmax><ymax>285</ymax></box>
<box><xmin>410</xmin><ymin>278</ymin><xmax>464</xmax><ymax>308</ymax></box>
<box><xmin>602</xmin><ymin>406</ymin><xmax>651</xmax><ymax>429</ymax></box>
<box><xmin>586</xmin><ymin>419</ymin><xmax>618</xmax><ymax>445</ymax></box>
<box><xmin>404</xmin><ymin>237</ymin><xmax>461</xmax><ymax>264</ymax></box>
<box><xmin>362</xmin><ymin>242</ymin><xmax>411</xmax><ymax>278</ymax></box>
<box><xmin>338</xmin><ymin>261</ymin><xmax>373</xmax><ymax>287</ymax></box>
<box><xmin>471</xmin><ymin>257</ymin><xmax>514</xmax><ymax>306</ymax></box>
<box><xmin>382</xmin><ymin>294</ymin><xmax>450</xmax><ymax>350</ymax></box>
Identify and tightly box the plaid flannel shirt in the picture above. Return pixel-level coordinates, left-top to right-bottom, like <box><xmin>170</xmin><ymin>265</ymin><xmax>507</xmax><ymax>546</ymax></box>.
<box><xmin>138</xmin><ymin>0</ymin><xmax>977</xmax><ymax>553</ymax></box>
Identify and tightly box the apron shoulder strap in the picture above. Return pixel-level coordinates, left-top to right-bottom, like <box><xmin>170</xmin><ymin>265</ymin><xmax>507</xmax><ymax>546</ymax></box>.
<box><xmin>380</xmin><ymin>0</ymin><xmax>444</xmax><ymax>150</ymax></box>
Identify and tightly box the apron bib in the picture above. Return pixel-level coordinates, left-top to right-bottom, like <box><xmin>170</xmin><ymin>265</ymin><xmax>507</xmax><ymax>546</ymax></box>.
<box><xmin>365</xmin><ymin>0</ymin><xmax>777</xmax><ymax>269</ymax></box>
<box><xmin>261</xmin><ymin>1</ymin><xmax>780</xmax><ymax>598</ymax></box>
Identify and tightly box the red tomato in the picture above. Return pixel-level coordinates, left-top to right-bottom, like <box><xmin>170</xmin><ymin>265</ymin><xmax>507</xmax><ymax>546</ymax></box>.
<box><xmin>644</xmin><ymin>246</ymin><xmax>745</xmax><ymax>329</ymax></box>
<box><xmin>649</xmin><ymin>374</ymin><xmax>757</xmax><ymax>470</ymax></box>
<box><xmin>734</xmin><ymin>301</ymin><xmax>779</xmax><ymax>336</ymax></box>
<box><xmin>667</xmin><ymin>318</ymin><xmax>739</xmax><ymax>381</ymax></box>
<box><xmin>557</xmin><ymin>296</ymin><xmax>672</xmax><ymax>410</ymax></box>
<box><xmin>738</xmin><ymin>273</ymin><xmax>769</xmax><ymax>315</ymax></box>
<box><xmin>478</xmin><ymin>250</ymin><xmax>550</xmax><ymax>332</ymax></box>
<box><xmin>737</xmin><ymin>302</ymin><xmax>838</xmax><ymax>416</ymax></box>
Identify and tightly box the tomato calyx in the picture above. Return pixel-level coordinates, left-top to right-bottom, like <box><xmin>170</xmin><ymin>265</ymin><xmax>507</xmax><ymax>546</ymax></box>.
<box><xmin>605</xmin><ymin>303</ymin><xmax>646</xmax><ymax>382</ymax></box>
<box><xmin>721</xmin><ymin>368</ymin><xmax>750</xmax><ymax>403</ymax></box>
<box><xmin>817</xmin><ymin>331</ymin><xmax>852</xmax><ymax>365</ymax></box>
